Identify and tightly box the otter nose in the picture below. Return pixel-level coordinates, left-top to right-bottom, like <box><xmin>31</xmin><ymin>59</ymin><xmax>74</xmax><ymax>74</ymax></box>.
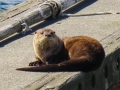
<box><xmin>45</xmin><ymin>34</ymin><xmax>51</xmax><ymax>37</ymax></box>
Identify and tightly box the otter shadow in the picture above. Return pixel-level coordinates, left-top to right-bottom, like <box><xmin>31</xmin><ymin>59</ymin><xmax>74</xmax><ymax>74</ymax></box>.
<box><xmin>0</xmin><ymin>0</ymin><xmax>97</xmax><ymax>47</ymax></box>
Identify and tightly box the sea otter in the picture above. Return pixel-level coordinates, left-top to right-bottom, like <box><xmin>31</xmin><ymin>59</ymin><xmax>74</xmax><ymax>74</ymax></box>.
<box><xmin>16</xmin><ymin>28</ymin><xmax>105</xmax><ymax>72</ymax></box>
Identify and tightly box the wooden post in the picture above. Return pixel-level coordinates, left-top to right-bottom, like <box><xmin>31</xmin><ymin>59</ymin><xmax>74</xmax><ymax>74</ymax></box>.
<box><xmin>0</xmin><ymin>0</ymin><xmax>83</xmax><ymax>41</ymax></box>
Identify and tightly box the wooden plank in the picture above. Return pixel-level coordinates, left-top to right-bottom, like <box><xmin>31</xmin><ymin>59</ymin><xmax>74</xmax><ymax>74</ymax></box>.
<box><xmin>0</xmin><ymin>0</ymin><xmax>48</xmax><ymax>40</ymax></box>
<box><xmin>0</xmin><ymin>0</ymin><xmax>84</xmax><ymax>41</ymax></box>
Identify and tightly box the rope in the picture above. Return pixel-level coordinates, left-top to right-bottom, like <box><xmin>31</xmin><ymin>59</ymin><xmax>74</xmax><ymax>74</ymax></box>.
<box><xmin>38</xmin><ymin>0</ymin><xmax>62</xmax><ymax>19</ymax></box>
<box><xmin>62</xmin><ymin>12</ymin><xmax>120</xmax><ymax>17</ymax></box>
<box><xmin>15</xmin><ymin>19</ymin><xmax>32</xmax><ymax>35</ymax></box>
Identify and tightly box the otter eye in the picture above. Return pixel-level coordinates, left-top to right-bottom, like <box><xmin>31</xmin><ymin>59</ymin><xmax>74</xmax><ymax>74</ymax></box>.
<box><xmin>40</xmin><ymin>31</ymin><xmax>43</xmax><ymax>34</ymax></box>
<box><xmin>52</xmin><ymin>31</ymin><xmax>55</xmax><ymax>34</ymax></box>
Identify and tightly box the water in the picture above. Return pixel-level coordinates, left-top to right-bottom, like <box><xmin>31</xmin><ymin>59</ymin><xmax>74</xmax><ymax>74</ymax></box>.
<box><xmin>0</xmin><ymin>0</ymin><xmax>24</xmax><ymax>12</ymax></box>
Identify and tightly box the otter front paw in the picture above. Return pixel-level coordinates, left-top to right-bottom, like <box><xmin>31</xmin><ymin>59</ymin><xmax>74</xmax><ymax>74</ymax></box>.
<box><xmin>29</xmin><ymin>61</ymin><xmax>42</xmax><ymax>66</ymax></box>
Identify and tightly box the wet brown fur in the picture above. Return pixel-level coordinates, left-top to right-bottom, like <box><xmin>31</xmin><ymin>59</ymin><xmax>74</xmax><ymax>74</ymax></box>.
<box><xmin>17</xmin><ymin>28</ymin><xmax>105</xmax><ymax>72</ymax></box>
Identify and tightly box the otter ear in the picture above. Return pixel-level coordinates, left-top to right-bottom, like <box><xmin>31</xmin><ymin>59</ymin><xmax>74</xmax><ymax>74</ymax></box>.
<box><xmin>34</xmin><ymin>31</ymin><xmax>37</xmax><ymax>34</ymax></box>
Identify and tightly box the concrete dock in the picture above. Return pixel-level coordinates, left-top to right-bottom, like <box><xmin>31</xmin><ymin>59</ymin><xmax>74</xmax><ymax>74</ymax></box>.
<box><xmin>0</xmin><ymin>0</ymin><xmax>120</xmax><ymax>90</ymax></box>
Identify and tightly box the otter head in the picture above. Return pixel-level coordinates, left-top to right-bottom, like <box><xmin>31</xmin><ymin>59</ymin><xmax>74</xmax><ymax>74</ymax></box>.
<box><xmin>33</xmin><ymin>28</ymin><xmax>63</xmax><ymax>64</ymax></box>
<box><xmin>34</xmin><ymin>28</ymin><xmax>59</xmax><ymax>50</ymax></box>
<box><xmin>34</xmin><ymin>28</ymin><xmax>56</xmax><ymax>40</ymax></box>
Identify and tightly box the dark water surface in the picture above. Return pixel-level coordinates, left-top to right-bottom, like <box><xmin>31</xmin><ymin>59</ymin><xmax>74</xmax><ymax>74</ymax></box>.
<box><xmin>0</xmin><ymin>0</ymin><xmax>24</xmax><ymax>11</ymax></box>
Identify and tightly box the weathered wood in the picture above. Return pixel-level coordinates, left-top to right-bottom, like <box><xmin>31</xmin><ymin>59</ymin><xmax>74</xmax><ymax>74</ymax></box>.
<box><xmin>0</xmin><ymin>0</ymin><xmax>51</xmax><ymax>40</ymax></box>
<box><xmin>0</xmin><ymin>0</ymin><xmax>120</xmax><ymax>89</ymax></box>
<box><xmin>0</xmin><ymin>0</ymin><xmax>84</xmax><ymax>41</ymax></box>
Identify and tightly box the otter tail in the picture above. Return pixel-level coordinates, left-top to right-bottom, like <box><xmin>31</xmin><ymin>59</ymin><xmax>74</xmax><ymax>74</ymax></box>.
<box><xmin>16</xmin><ymin>58</ymin><xmax>103</xmax><ymax>72</ymax></box>
<box><xmin>16</xmin><ymin>64</ymin><xmax>61</xmax><ymax>72</ymax></box>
